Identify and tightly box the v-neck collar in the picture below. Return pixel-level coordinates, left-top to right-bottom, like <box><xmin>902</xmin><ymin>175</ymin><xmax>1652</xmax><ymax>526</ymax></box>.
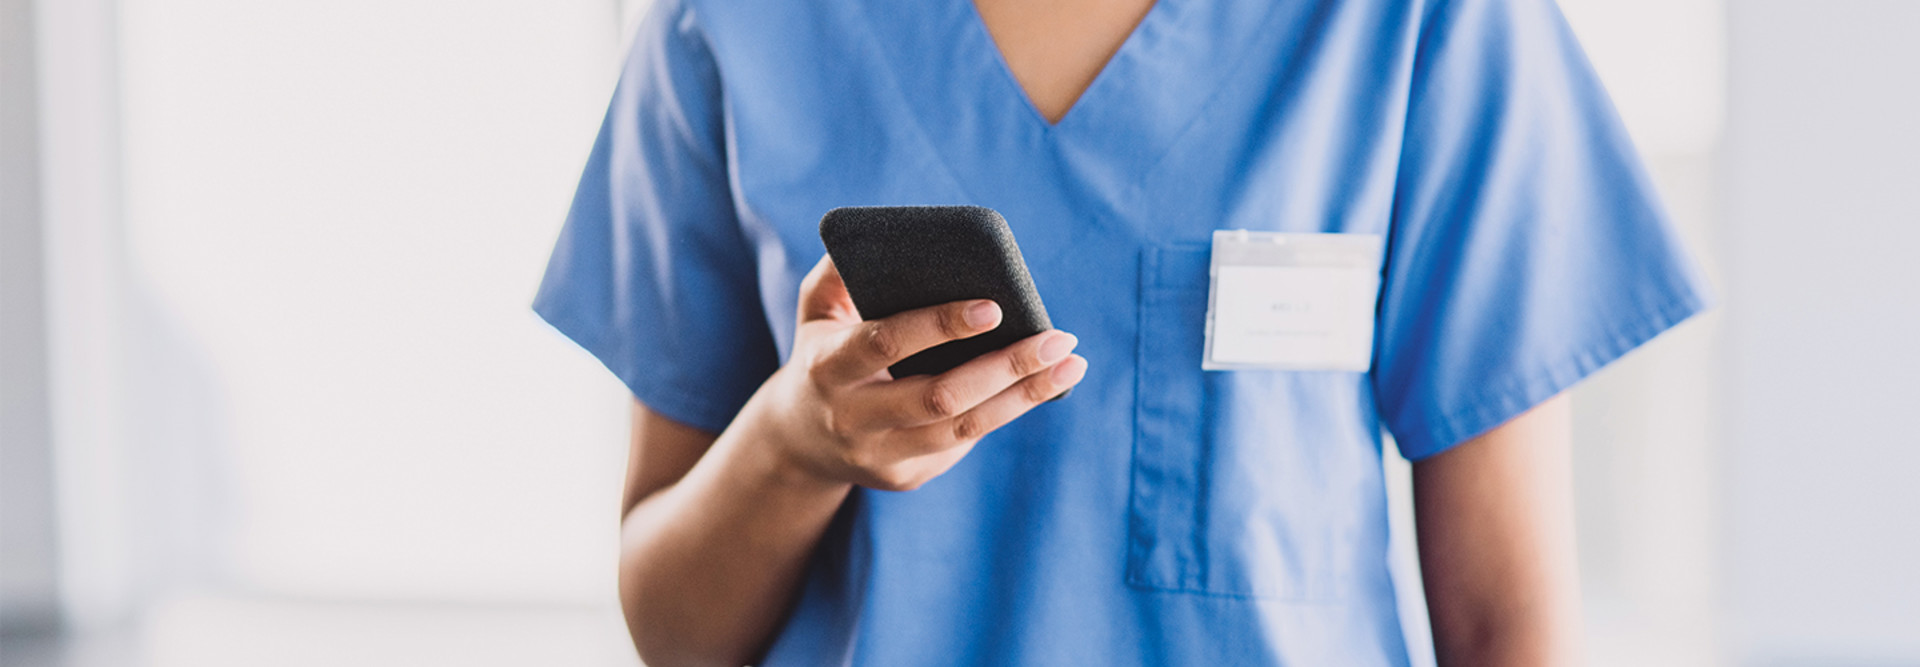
<box><xmin>958</xmin><ymin>0</ymin><xmax>1170</xmax><ymax>131</ymax></box>
<box><xmin>852</xmin><ymin>0</ymin><xmax>1282</xmax><ymax>202</ymax></box>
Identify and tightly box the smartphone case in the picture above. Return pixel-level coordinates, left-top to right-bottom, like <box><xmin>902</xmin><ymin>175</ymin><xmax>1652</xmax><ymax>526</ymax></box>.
<box><xmin>819</xmin><ymin>206</ymin><xmax>1056</xmax><ymax>379</ymax></box>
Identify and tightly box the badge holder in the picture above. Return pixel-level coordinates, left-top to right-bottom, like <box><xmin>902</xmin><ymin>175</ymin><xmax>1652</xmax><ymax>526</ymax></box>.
<box><xmin>1203</xmin><ymin>230</ymin><xmax>1386</xmax><ymax>372</ymax></box>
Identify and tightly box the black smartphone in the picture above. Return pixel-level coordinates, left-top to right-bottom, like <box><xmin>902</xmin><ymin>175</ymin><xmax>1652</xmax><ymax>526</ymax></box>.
<box><xmin>818</xmin><ymin>206</ymin><xmax>1058</xmax><ymax>381</ymax></box>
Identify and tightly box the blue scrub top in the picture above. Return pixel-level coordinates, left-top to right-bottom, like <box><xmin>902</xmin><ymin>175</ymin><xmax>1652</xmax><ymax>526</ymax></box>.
<box><xmin>535</xmin><ymin>0</ymin><xmax>1710</xmax><ymax>663</ymax></box>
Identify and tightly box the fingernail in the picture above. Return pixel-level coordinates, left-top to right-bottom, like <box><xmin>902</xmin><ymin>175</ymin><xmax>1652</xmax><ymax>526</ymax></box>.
<box><xmin>1050</xmin><ymin>355</ymin><xmax>1086</xmax><ymax>384</ymax></box>
<box><xmin>1038</xmin><ymin>332</ymin><xmax>1077</xmax><ymax>364</ymax></box>
<box><xmin>965</xmin><ymin>301</ymin><xmax>1001</xmax><ymax>329</ymax></box>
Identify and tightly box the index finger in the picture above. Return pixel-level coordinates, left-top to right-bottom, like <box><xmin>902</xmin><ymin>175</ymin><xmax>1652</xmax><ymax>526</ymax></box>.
<box><xmin>811</xmin><ymin>299</ymin><xmax>1003</xmax><ymax>386</ymax></box>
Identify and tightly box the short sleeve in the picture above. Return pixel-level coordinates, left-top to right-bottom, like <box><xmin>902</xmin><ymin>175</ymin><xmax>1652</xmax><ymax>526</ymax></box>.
<box><xmin>1373</xmin><ymin>0</ymin><xmax>1712</xmax><ymax>460</ymax></box>
<box><xmin>533</xmin><ymin>0</ymin><xmax>779</xmax><ymax>433</ymax></box>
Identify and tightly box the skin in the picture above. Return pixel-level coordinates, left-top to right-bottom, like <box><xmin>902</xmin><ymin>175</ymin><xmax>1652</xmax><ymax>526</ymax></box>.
<box><xmin>615</xmin><ymin>2</ymin><xmax>1583</xmax><ymax>665</ymax></box>
<box><xmin>1416</xmin><ymin>394</ymin><xmax>1584</xmax><ymax>666</ymax></box>
<box><xmin>972</xmin><ymin>0</ymin><xmax>1157</xmax><ymax>123</ymax></box>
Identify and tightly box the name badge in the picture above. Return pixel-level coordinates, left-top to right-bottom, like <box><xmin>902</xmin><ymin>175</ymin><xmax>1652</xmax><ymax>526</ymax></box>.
<box><xmin>1203</xmin><ymin>230</ymin><xmax>1385</xmax><ymax>372</ymax></box>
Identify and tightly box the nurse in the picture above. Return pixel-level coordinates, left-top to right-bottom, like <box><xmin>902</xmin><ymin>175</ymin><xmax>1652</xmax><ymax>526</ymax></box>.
<box><xmin>534</xmin><ymin>0</ymin><xmax>1709</xmax><ymax>664</ymax></box>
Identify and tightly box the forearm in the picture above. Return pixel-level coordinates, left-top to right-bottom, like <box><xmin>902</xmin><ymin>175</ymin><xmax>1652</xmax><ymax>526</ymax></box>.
<box><xmin>1421</xmin><ymin>574</ymin><xmax>1579</xmax><ymax>667</ymax></box>
<box><xmin>618</xmin><ymin>403</ymin><xmax>852</xmax><ymax>667</ymax></box>
<box><xmin>1415</xmin><ymin>395</ymin><xmax>1583</xmax><ymax>667</ymax></box>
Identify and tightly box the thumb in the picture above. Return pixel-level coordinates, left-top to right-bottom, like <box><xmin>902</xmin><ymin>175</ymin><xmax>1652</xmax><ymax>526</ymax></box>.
<box><xmin>797</xmin><ymin>254</ymin><xmax>859</xmax><ymax>324</ymax></box>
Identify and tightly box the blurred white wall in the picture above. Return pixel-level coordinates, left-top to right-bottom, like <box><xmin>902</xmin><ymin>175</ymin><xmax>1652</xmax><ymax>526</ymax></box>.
<box><xmin>1724</xmin><ymin>1</ymin><xmax>1920</xmax><ymax>663</ymax></box>
<box><xmin>1553</xmin><ymin>2</ymin><xmax>1920</xmax><ymax>664</ymax></box>
<box><xmin>34</xmin><ymin>0</ymin><xmax>644</xmax><ymax>663</ymax></box>
<box><xmin>112</xmin><ymin>0</ymin><xmax>633</xmax><ymax>599</ymax></box>
<box><xmin>2</xmin><ymin>0</ymin><xmax>61</xmax><ymax>634</ymax></box>
<box><xmin>113</xmin><ymin>0</ymin><xmax>631</xmax><ymax>604</ymax></box>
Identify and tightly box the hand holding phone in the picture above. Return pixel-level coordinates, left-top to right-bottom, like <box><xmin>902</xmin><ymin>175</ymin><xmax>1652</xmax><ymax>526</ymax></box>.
<box><xmin>819</xmin><ymin>206</ymin><xmax>1059</xmax><ymax>379</ymax></box>
<box><xmin>738</xmin><ymin>255</ymin><xmax>1084</xmax><ymax>492</ymax></box>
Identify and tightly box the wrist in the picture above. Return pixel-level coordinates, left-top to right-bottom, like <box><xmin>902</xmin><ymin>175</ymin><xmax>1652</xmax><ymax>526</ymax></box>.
<box><xmin>726</xmin><ymin>383</ymin><xmax>853</xmax><ymax>499</ymax></box>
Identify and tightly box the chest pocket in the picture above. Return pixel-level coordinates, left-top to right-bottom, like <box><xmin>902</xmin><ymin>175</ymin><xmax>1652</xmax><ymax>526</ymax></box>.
<box><xmin>1126</xmin><ymin>243</ymin><xmax>1354</xmax><ymax>600</ymax></box>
